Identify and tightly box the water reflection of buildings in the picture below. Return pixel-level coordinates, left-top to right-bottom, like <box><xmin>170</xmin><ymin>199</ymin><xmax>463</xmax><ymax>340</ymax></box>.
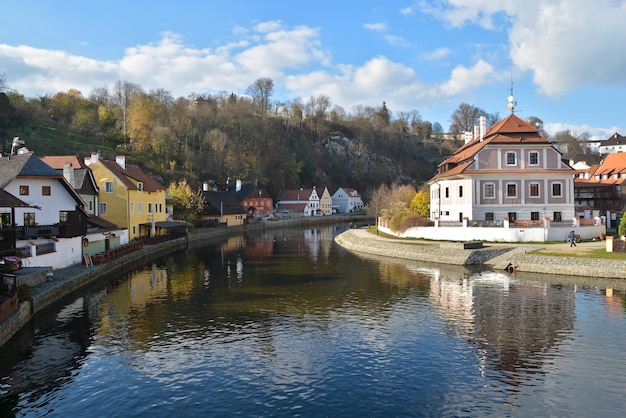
<box><xmin>429</xmin><ymin>270</ymin><xmax>576</xmax><ymax>389</ymax></box>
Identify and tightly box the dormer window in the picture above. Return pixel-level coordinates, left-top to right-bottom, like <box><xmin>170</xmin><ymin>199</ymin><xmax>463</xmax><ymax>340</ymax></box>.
<box><xmin>137</xmin><ymin>182</ymin><xmax>143</xmax><ymax>192</ymax></box>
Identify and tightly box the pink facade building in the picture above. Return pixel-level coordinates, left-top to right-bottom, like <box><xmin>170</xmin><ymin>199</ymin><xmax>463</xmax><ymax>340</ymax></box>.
<box><xmin>429</xmin><ymin>114</ymin><xmax>575</xmax><ymax>225</ymax></box>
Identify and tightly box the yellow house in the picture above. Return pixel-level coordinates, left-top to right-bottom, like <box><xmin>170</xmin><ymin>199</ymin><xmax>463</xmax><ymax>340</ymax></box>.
<box><xmin>319</xmin><ymin>186</ymin><xmax>333</xmax><ymax>215</ymax></box>
<box><xmin>85</xmin><ymin>154</ymin><xmax>166</xmax><ymax>240</ymax></box>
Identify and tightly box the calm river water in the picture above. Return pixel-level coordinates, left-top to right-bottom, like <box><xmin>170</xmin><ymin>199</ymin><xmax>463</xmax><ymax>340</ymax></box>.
<box><xmin>1</xmin><ymin>225</ymin><xmax>626</xmax><ymax>417</ymax></box>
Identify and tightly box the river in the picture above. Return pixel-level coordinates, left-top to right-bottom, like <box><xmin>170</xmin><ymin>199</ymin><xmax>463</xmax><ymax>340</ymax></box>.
<box><xmin>1</xmin><ymin>225</ymin><xmax>625</xmax><ymax>417</ymax></box>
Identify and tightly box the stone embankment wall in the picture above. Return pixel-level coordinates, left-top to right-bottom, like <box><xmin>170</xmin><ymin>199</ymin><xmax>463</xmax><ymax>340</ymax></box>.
<box><xmin>336</xmin><ymin>229</ymin><xmax>626</xmax><ymax>280</ymax></box>
<box><xmin>335</xmin><ymin>230</ymin><xmax>513</xmax><ymax>265</ymax></box>
<box><xmin>485</xmin><ymin>248</ymin><xmax>626</xmax><ymax>279</ymax></box>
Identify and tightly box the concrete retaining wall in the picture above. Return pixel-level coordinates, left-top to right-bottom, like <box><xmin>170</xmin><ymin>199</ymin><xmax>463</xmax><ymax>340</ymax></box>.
<box><xmin>335</xmin><ymin>230</ymin><xmax>513</xmax><ymax>265</ymax></box>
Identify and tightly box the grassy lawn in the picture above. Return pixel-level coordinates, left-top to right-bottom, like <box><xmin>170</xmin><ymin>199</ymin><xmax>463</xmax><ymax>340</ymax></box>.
<box><xmin>529</xmin><ymin>247</ymin><xmax>626</xmax><ymax>259</ymax></box>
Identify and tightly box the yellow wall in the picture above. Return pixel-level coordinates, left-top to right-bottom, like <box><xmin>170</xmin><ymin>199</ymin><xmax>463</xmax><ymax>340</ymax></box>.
<box><xmin>90</xmin><ymin>161</ymin><xmax>129</xmax><ymax>229</ymax></box>
<box><xmin>128</xmin><ymin>189</ymin><xmax>167</xmax><ymax>238</ymax></box>
<box><xmin>320</xmin><ymin>188</ymin><xmax>333</xmax><ymax>215</ymax></box>
<box><xmin>91</xmin><ymin>161</ymin><xmax>167</xmax><ymax>240</ymax></box>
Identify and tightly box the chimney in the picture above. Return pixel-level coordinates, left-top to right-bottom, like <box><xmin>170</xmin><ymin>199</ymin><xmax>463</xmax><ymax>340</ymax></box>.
<box><xmin>464</xmin><ymin>131</ymin><xmax>473</xmax><ymax>144</ymax></box>
<box><xmin>63</xmin><ymin>164</ymin><xmax>75</xmax><ymax>187</ymax></box>
<box><xmin>203</xmin><ymin>182</ymin><xmax>209</xmax><ymax>192</ymax></box>
<box><xmin>84</xmin><ymin>151</ymin><xmax>99</xmax><ymax>166</ymax></box>
<box><xmin>236</xmin><ymin>179</ymin><xmax>242</xmax><ymax>192</ymax></box>
<box><xmin>473</xmin><ymin>125</ymin><xmax>479</xmax><ymax>140</ymax></box>
<box><xmin>479</xmin><ymin>116</ymin><xmax>487</xmax><ymax>141</ymax></box>
<box><xmin>116</xmin><ymin>155</ymin><xmax>126</xmax><ymax>170</ymax></box>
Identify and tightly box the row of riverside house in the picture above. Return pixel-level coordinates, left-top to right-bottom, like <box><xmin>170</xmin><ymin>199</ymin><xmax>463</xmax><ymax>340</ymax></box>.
<box><xmin>0</xmin><ymin>147</ymin><xmax>186</xmax><ymax>274</ymax></box>
<box><xmin>198</xmin><ymin>181</ymin><xmax>365</xmax><ymax>225</ymax></box>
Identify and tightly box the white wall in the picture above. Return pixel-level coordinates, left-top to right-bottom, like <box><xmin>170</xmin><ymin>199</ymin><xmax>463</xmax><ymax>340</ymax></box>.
<box><xmin>6</xmin><ymin>178</ymin><xmax>79</xmax><ymax>225</ymax></box>
<box><xmin>379</xmin><ymin>223</ymin><xmax>606</xmax><ymax>243</ymax></box>
<box><xmin>18</xmin><ymin>237</ymin><xmax>83</xmax><ymax>269</ymax></box>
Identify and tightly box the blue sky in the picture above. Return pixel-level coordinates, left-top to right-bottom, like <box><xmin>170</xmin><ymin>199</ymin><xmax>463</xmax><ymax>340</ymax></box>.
<box><xmin>1</xmin><ymin>0</ymin><xmax>625</xmax><ymax>138</ymax></box>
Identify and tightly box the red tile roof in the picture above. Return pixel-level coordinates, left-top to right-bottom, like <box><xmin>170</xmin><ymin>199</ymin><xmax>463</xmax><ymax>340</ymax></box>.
<box><xmin>40</xmin><ymin>155</ymin><xmax>86</xmax><ymax>169</ymax></box>
<box><xmin>99</xmin><ymin>159</ymin><xmax>165</xmax><ymax>192</ymax></box>
<box><xmin>433</xmin><ymin>114</ymin><xmax>553</xmax><ymax>180</ymax></box>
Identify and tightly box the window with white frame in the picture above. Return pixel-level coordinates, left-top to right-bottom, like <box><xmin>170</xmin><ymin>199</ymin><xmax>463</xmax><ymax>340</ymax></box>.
<box><xmin>552</xmin><ymin>182</ymin><xmax>562</xmax><ymax>197</ymax></box>
<box><xmin>138</xmin><ymin>202</ymin><xmax>143</xmax><ymax>214</ymax></box>
<box><xmin>529</xmin><ymin>151</ymin><xmax>539</xmax><ymax>165</ymax></box>
<box><xmin>99</xmin><ymin>202</ymin><xmax>107</xmax><ymax>215</ymax></box>
<box><xmin>148</xmin><ymin>203</ymin><xmax>153</xmax><ymax>213</ymax></box>
<box><xmin>484</xmin><ymin>183</ymin><xmax>495</xmax><ymax>199</ymax></box>
<box><xmin>506</xmin><ymin>151</ymin><xmax>516</xmax><ymax>165</ymax></box>
<box><xmin>104</xmin><ymin>181</ymin><xmax>114</xmax><ymax>193</ymax></box>
<box><xmin>506</xmin><ymin>183</ymin><xmax>517</xmax><ymax>198</ymax></box>
<box><xmin>130</xmin><ymin>202</ymin><xmax>135</xmax><ymax>215</ymax></box>
<box><xmin>529</xmin><ymin>182</ymin><xmax>540</xmax><ymax>197</ymax></box>
<box><xmin>137</xmin><ymin>182</ymin><xmax>143</xmax><ymax>192</ymax></box>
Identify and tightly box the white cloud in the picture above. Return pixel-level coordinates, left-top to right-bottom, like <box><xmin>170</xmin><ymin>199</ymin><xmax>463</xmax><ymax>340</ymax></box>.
<box><xmin>543</xmin><ymin>122</ymin><xmax>624</xmax><ymax>141</ymax></box>
<box><xmin>422</xmin><ymin>0</ymin><xmax>626</xmax><ymax>96</ymax></box>
<box><xmin>0</xmin><ymin>24</ymin><xmax>331</xmax><ymax>98</ymax></box>
<box><xmin>438</xmin><ymin>59</ymin><xmax>496</xmax><ymax>96</ymax></box>
<box><xmin>363</xmin><ymin>22</ymin><xmax>387</xmax><ymax>32</ymax></box>
<box><xmin>423</xmin><ymin>47</ymin><xmax>452</xmax><ymax>61</ymax></box>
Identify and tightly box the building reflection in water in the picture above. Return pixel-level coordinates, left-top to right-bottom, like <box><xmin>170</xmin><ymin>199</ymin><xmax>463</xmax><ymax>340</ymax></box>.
<box><xmin>428</xmin><ymin>268</ymin><xmax>576</xmax><ymax>391</ymax></box>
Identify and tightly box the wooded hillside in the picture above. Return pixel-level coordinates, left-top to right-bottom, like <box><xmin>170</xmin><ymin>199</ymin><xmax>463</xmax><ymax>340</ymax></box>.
<box><xmin>0</xmin><ymin>81</ymin><xmax>463</xmax><ymax>200</ymax></box>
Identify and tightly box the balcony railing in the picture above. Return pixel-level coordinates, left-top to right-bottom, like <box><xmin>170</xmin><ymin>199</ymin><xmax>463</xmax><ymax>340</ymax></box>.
<box><xmin>17</xmin><ymin>222</ymin><xmax>86</xmax><ymax>239</ymax></box>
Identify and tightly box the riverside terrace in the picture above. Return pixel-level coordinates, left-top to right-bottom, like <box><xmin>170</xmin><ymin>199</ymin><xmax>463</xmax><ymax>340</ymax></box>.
<box><xmin>377</xmin><ymin>216</ymin><xmax>606</xmax><ymax>243</ymax></box>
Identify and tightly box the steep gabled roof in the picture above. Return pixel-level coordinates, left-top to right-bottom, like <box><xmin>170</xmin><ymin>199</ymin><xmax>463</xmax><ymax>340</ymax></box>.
<box><xmin>0</xmin><ymin>152</ymin><xmax>86</xmax><ymax>208</ymax></box>
<box><xmin>234</xmin><ymin>183</ymin><xmax>272</xmax><ymax>201</ymax></box>
<box><xmin>335</xmin><ymin>187</ymin><xmax>361</xmax><ymax>198</ymax></box>
<box><xmin>593</xmin><ymin>152</ymin><xmax>626</xmax><ymax>177</ymax></box>
<box><xmin>277</xmin><ymin>188</ymin><xmax>315</xmax><ymax>202</ymax></box>
<box><xmin>0</xmin><ymin>152</ymin><xmax>62</xmax><ymax>188</ymax></box>
<box><xmin>600</xmin><ymin>132</ymin><xmax>626</xmax><ymax>147</ymax></box>
<box><xmin>99</xmin><ymin>159</ymin><xmax>165</xmax><ymax>192</ymax></box>
<box><xmin>433</xmin><ymin>114</ymin><xmax>553</xmax><ymax>180</ymax></box>
<box><xmin>201</xmin><ymin>191</ymin><xmax>247</xmax><ymax>216</ymax></box>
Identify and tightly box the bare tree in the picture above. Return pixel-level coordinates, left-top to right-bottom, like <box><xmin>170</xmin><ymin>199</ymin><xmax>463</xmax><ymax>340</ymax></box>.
<box><xmin>246</xmin><ymin>77</ymin><xmax>274</xmax><ymax>115</ymax></box>
<box><xmin>112</xmin><ymin>80</ymin><xmax>143</xmax><ymax>137</ymax></box>
<box><xmin>0</xmin><ymin>73</ymin><xmax>9</xmax><ymax>93</ymax></box>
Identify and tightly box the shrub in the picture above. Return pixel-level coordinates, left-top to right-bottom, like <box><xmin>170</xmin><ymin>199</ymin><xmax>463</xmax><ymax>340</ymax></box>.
<box><xmin>389</xmin><ymin>213</ymin><xmax>434</xmax><ymax>233</ymax></box>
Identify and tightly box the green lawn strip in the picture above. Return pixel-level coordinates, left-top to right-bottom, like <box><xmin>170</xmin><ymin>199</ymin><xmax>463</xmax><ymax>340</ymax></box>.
<box><xmin>365</xmin><ymin>226</ymin><xmax>440</xmax><ymax>245</ymax></box>
<box><xmin>528</xmin><ymin>248</ymin><xmax>626</xmax><ymax>259</ymax></box>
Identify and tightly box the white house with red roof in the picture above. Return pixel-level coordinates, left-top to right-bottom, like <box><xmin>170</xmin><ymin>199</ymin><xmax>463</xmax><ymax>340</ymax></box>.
<box><xmin>378</xmin><ymin>113</ymin><xmax>605</xmax><ymax>242</ymax></box>
<box><xmin>429</xmin><ymin>114</ymin><xmax>576</xmax><ymax>225</ymax></box>
<box><xmin>276</xmin><ymin>186</ymin><xmax>331</xmax><ymax>217</ymax></box>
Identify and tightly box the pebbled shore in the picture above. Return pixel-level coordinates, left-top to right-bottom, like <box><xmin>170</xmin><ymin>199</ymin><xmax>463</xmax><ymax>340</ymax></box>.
<box><xmin>335</xmin><ymin>228</ymin><xmax>626</xmax><ymax>280</ymax></box>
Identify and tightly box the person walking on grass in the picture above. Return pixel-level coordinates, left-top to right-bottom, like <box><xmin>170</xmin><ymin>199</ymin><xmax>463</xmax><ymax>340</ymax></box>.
<box><xmin>569</xmin><ymin>230</ymin><xmax>577</xmax><ymax>247</ymax></box>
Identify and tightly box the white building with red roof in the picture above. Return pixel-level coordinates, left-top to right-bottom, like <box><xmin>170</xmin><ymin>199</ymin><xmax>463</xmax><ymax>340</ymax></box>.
<box><xmin>276</xmin><ymin>186</ymin><xmax>331</xmax><ymax>217</ymax></box>
<box><xmin>429</xmin><ymin>113</ymin><xmax>576</xmax><ymax>225</ymax></box>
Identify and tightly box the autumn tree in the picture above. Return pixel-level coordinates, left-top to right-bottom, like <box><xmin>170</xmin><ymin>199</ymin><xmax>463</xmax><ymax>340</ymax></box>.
<box><xmin>410</xmin><ymin>189</ymin><xmax>430</xmax><ymax>217</ymax></box>
<box><xmin>168</xmin><ymin>179</ymin><xmax>205</xmax><ymax>221</ymax></box>
<box><xmin>112</xmin><ymin>80</ymin><xmax>143</xmax><ymax>137</ymax></box>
